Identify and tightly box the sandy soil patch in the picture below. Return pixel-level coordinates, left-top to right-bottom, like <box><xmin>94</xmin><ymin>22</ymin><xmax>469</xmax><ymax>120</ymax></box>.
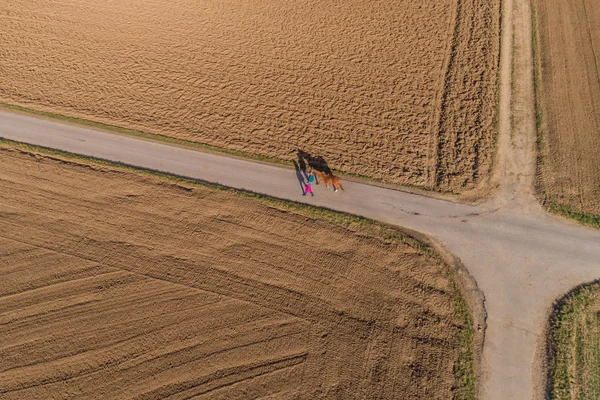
<box><xmin>0</xmin><ymin>0</ymin><xmax>499</xmax><ymax>192</ymax></box>
<box><xmin>0</xmin><ymin>148</ymin><xmax>472</xmax><ymax>398</ymax></box>
<box><xmin>534</xmin><ymin>0</ymin><xmax>600</xmax><ymax>215</ymax></box>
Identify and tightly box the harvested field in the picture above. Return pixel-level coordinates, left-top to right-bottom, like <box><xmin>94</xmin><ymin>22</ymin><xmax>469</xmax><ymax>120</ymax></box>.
<box><xmin>547</xmin><ymin>283</ymin><xmax>600</xmax><ymax>399</ymax></box>
<box><xmin>0</xmin><ymin>147</ymin><xmax>474</xmax><ymax>399</ymax></box>
<box><xmin>534</xmin><ymin>0</ymin><xmax>600</xmax><ymax>216</ymax></box>
<box><xmin>0</xmin><ymin>0</ymin><xmax>499</xmax><ymax>191</ymax></box>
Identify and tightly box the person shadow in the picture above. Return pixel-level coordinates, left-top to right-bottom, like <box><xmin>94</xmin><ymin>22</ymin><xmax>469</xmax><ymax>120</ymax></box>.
<box><xmin>293</xmin><ymin>160</ymin><xmax>306</xmax><ymax>195</ymax></box>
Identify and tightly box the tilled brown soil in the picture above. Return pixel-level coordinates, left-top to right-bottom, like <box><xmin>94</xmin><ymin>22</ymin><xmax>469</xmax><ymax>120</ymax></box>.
<box><xmin>0</xmin><ymin>148</ymin><xmax>469</xmax><ymax>399</ymax></box>
<box><xmin>534</xmin><ymin>0</ymin><xmax>600</xmax><ymax>215</ymax></box>
<box><xmin>0</xmin><ymin>0</ymin><xmax>499</xmax><ymax>192</ymax></box>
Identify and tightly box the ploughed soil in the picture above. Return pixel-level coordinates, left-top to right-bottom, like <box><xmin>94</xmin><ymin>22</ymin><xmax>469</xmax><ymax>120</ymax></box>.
<box><xmin>534</xmin><ymin>0</ymin><xmax>600</xmax><ymax>215</ymax></box>
<box><xmin>0</xmin><ymin>148</ymin><xmax>471</xmax><ymax>399</ymax></box>
<box><xmin>0</xmin><ymin>0</ymin><xmax>499</xmax><ymax>192</ymax></box>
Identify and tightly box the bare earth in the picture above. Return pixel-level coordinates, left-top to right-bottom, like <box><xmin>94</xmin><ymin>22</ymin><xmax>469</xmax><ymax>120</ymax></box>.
<box><xmin>534</xmin><ymin>0</ymin><xmax>600</xmax><ymax>214</ymax></box>
<box><xmin>0</xmin><ymin>0</ymin><xmax>499</xmax><ymax>191</ymax></box>
<box><xmin>0</xmin><ymin>148</ymin><xmax>470</xmax><ymax>399</ymax></box>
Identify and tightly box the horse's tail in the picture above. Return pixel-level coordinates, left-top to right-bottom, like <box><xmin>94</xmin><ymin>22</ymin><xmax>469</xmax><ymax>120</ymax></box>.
<box><xmin>333</xmin><ymin>177</ymin><xmax>344</xmax><ymax>191</ymax></box>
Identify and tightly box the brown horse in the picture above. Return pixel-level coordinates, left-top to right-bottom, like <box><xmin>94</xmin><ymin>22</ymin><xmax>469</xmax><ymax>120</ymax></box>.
<box><xmin>311</xmin><ymin>169</ymin><xmax>344</xmax><ymax>192</ymax></box>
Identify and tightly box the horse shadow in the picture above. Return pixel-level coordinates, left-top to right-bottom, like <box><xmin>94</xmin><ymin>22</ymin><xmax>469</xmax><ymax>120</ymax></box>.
<box><xmin>296</xmin><ymin>150</ymin><xmax>332</xmax><ymax>175</ymax></box>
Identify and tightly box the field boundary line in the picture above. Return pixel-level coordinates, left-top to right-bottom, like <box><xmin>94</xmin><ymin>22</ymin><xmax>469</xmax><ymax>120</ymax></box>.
<box><xmin>427</xmin><ymin>0</ymin><xmax>462</xmax><ymax>187</ymax></box>
<box><xmin>433</xmin><ymin>0</ymin><xmax>463</xmax><ymax>188</ymax></box>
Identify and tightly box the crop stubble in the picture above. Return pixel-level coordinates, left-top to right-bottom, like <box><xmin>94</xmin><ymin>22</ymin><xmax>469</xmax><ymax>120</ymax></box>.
<box><xmin>0</xmin><ymin>149</ymin><xmax>470</xmax><ymax>399</ymax></box>
<box><xmin>534</xmin><ymin>0</ymin><xmax>600</xmax><ymax>215</ymax></box>
<box><xmin>0</xmin><ymin>0</ymin><xmax>499</xmax><ymax>191</ymax></box>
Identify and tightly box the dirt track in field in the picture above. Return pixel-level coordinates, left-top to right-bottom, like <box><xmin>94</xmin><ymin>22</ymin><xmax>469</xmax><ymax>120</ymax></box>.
<box><xmin>0</xmin><ymin>149</ymin><xmax>468</xmax><ymax>399</ymax></box>
<box><xmin>534</xmin><ymin>0</ymin><xmax>600</xmax><ymax>215</ymax></box>
<box><xmin>0</xmin><ymin>0</ymin><xmax>499</xmax><ymax>192</ymax></box>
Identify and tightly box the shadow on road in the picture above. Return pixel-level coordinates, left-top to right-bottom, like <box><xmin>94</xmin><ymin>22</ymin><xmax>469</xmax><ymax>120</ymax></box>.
<box><xmin>292</xmin><ymin>160</ymin><xmax>306</xmax><ymax>195</ymax></box>
<box><xmin>297</xmin><ymin>150</ymin><xmax>332</xmax><ymax>175</ymax></box>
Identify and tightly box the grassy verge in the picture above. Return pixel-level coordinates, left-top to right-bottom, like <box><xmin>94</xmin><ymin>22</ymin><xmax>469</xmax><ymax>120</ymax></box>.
<box><xmin>547</xmin><ymin>282</ymin><xmax>600</xmax><ymax>399</ymax></box>
<box><xmin>547</xmin><ymin>203</ymin><xmax>600</xmax><ymax>230</ymax></box>
<box><xmin>451</xmin><ymin>275</ymin><xmax>476</xmax><ymax>400</ymax></box>
<box><xmin>0</xmin><ymin>102</ymin><xmax>454</xmax><ymax>195</ymax></box>
<box><xmin>0</xmin><ymin>136</ymin><xmax>476</xmax><ymax>398</ymax></box>
<box><xmin>529</xmin><ymin>7</ymin><xmax>600</xmax><ymax>230</ymax></box>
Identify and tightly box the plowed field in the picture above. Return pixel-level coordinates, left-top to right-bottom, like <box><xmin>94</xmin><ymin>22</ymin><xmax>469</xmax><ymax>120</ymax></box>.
<box><xmin>0</xmin><ymin>0</ymin><xmax>499</xmax><ymax>191</ymax></box>
<box><xmin>0</xmin><ymin>148</ymin><xmax>472</xmax><ymax>399</ymax></box>
<box><xmin>534</xmin><ymin>0</ymin><xmax>600</xmax><ymax>215</ymax></box>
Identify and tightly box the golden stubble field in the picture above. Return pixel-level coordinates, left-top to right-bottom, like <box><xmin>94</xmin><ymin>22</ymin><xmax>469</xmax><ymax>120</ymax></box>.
<box><xmin>0</xmin><ymin>148</ymin><xmax>471</xmax><ymax>399</ymax></box>
<box><xmin>535</xmin><ymin>0</ymin><xmax>600</xmax><ymax>215</ymax></box>
<box><xmin>0</xmin><ymin>0</ymin><xmax>500</xmax><ymax>192</ymax></box>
